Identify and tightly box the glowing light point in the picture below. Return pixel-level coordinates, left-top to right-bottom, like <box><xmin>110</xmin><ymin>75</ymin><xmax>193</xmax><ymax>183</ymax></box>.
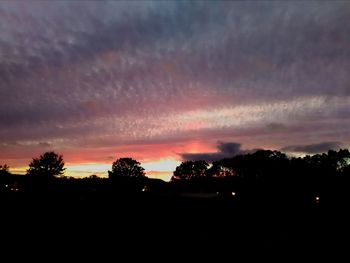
<box><xmin>315</xmin><ymin>196</ymin><xmax>320</xmax><ymax>203</ymax></box>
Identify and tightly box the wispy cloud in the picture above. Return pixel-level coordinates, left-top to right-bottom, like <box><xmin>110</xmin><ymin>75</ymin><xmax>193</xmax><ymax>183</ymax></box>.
<box><xmin>281</xmin><ymin>141</ymin><xmax>342</xmax><ymax>154</ymax></box>
<box><xmin>0</xmin><ymin>1</ymin><xmax>349</xmax><ymax>179</ymax></box>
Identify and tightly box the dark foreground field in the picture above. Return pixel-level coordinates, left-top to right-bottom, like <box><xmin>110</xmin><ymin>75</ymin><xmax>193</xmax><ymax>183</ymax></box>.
<box><xmin>1</xmin><ymin>192</ymin><xmax>349</xmax><ymax>261</ymax></box>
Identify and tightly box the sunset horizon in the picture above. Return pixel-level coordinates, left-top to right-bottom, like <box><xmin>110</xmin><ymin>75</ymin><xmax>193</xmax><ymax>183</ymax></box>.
<box><xmin>1</xmin><ymin>1</ymin><xmax>349</xmax><ymax>181</ymax></box>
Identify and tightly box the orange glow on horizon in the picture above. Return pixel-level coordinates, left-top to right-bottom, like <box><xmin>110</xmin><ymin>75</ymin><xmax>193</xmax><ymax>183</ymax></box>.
<box><xmin>9</xmin><ymin>166</ymin><xmax>27</xmax><ymax>175</ymax></box>
<box><xmin>8</xmin><ymin>158</ymin><xmax>181</xmax><ymax>181</ymax></box>
<box><xmin>3</xmin><ymin>139</ymin><xmax>221</xmax><ymax>181</ymax></box>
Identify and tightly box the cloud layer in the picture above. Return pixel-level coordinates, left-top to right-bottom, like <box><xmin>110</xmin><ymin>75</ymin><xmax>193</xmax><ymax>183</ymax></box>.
<box><xmin>181</xmin><ymin>141</ymin><xmax>259</xmax><ymax>162</ymax></box>
<box><xmin>0</xmin><ymin>1</ymin><xmax>349</xmax><ymax>177</ymax></box>
<box><xmin>281</xmin><ymin>141</ymin><xmax>342</xmax><ymax>154</ymax></box>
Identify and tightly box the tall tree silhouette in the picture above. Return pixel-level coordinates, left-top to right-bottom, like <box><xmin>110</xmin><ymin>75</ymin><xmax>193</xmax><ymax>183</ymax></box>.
<box><xmin>108</xmin><ymin>157</ymin><xmax>145</xmax><ymax>180</ymax></box>
<box><xmin>27</xmin><ymin>151</ymin><xmax>65</xmax><ymax>178</ymax></box>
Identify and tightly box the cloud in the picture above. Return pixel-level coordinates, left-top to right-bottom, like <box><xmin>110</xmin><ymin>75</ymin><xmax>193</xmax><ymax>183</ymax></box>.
<box><xmin>266</xmin><ymin>123</ymin><xmax>287</xmax><ymax>131</ymax></box>
<box><xmin>217</xmin><ymin>142</ymin><xmax>241</xmax><ymax>155</ymax></box>
<box><xmin>38</xmin><ymin>142</ymin><xmax>52</xmax><ymax>147</ymax></box>
<box><xmin>1</xmin><ymin>2</ymin><xmax>350</xmax><ymax>130</ymax></box>
<box><xmin>1</xmin><ymin>1</ymin><xmax>350</xmax><ymax>177</ymax></box>
<box><xmin>180</xmin><ymin>141</ymin><xmax>258</xmax><ymax>162</ymax></box>
<box><xmin>281</xmin><ymin>141</ymin><xmax>342</xmax><ymax>154</ymax></box>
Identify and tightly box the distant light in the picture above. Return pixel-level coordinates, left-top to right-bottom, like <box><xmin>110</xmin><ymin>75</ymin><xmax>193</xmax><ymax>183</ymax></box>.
<box><xmin>5</xmin><ymin>184</ymin><xmax>8</xmax><ymax>188</ymax></box>
<box><xmin>216</xmin><ymin>192</ymin><xmax>220</xmax><ymax>195</ymax></box>
<box><xmin>231</xmin><ymin>192</ymin><xmax>236</xmax><ymax>196</ymax></box>
<box><xmin>315</xmin><ymin>196</ymin><xmax>320</xmax><ymax>201</ymax></box>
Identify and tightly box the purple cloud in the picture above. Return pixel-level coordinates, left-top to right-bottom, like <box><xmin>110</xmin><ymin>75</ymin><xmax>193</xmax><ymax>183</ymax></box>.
<box><xmin>0</xmin><ymin>1</ymin><xmax>349</xmax><ymax>172</ymax></box>
<box><xmin>180</xmin><ymin>141</ymin><xmax>259</xmax><ymax>162</ymax></box>
<box><xmin>281</xmin><ymin>141</ymin><xmax>343</xmax><ymax>154</ymax></box>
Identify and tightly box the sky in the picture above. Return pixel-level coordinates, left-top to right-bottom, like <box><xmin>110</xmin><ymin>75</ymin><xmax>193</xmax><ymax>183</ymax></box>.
<box><xmin>0</xmin><ymin>1</ymin><xmax>350</xmax><ymax>181</ymax></box>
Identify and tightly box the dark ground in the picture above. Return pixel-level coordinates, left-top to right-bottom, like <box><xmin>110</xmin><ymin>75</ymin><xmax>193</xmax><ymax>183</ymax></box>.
<box><xmin>1</xmin><ymin>192</ymin><xmax>349</xmax><ymax>261</ymax></box>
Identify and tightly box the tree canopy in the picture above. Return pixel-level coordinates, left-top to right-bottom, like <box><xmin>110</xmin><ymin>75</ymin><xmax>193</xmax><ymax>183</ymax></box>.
<box><xmin>27</xmin><ymin>151</ymin><xmax>65</xmax><ymax>178</ymax></box>
<box><xmin>172</xmin><ymin>160</ymin><xmax>209</xmax><ymax>181</ymax></box>
<box><xmin>172</xmin><ymin>149</ymin><xmax>350</xmax><ymax>182</ymax></box>
<box><xmin>108</xmin><ymin>157</ymin><xmax>145</xmax><ymax>180</ymax></box>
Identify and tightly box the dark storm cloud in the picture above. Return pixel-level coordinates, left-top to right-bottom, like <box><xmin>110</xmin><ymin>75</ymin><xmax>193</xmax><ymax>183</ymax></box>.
<box><xmin>281</xmin><ymin>141</ymin><xmax>342</xmax><ymax>154</ymax></box>
<box><xmin>180</xmin><ymin>141</ymin><xmax>259</xmax><ymax>162</ymax></box>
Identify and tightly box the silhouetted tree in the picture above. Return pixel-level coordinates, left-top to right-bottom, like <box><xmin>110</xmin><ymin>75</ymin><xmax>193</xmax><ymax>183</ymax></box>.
<box><xmin>0</xmin><ymin>164</ymin><xmax>10</xmax><ymax>176</ymax></box>
<box><xmin>324</xmin><ymin>149</ymin><xmax>350</xmax><ymax>174</ymax></box>
<box><xmin>172</xmin><ymin>160</ymin><xmax>209</xmax><ymax>181</ymax></box>
<box><xmin>27</xmin><ymin>151</ymin><xmax>65</xmax><ymax>178</ymax></box>
<box><xmin>108</xmin><ymin>157</ymin><xmax>145</xmax><ymax>180</ymax></box>
<box><xmin>230</xmin><ymin>150</ymin><xmax>289</xmax><ymax>181</ymax></box>
<box><xmin>89</xmin><ymin>174</ymin><xmax>99</xmax><ymax>179</ymax></box>
<box><xmin>207</xmin><ymin>159</ymin><xmax>236</xmax><ymax>177</ymax></box>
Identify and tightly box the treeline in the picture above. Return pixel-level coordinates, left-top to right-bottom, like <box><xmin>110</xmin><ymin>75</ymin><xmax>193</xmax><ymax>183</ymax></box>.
<box><xmin>1</xmin><ymin>149</ymin><xmax>350</xmax><ymax>205</ymax></box>
<box><xmin>173</xmin><ymin>149</ymin><xmax>350</xmax><ymax>180</ymax></box>
<box><xmin>171</xmin><ymin>149</ymin><xmax>350</xmax><ymax>205</ymax></box>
